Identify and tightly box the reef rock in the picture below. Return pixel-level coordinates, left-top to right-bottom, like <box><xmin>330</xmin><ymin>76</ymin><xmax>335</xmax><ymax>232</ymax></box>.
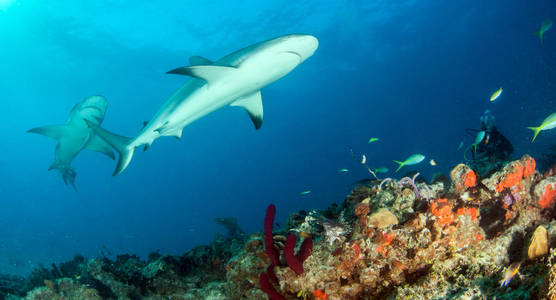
<box><xmin>450</xmin><ymin>163</ymin><xmax>476</xmax><ymax>191</ymax></box>
<box><xmin>482</xmin><ymin>155</ymin><xmax>536</xmax><ymax>194</ymax></box>
<box><xmin>24</xmin><ymin>278</ymin><xmax>101</xmax><ymax>300</ymax></box>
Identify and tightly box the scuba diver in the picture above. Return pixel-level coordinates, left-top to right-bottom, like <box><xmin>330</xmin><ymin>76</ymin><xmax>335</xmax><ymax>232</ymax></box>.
<box><xmin>465</xmin><ymin>109</ymin><xmax>514</xmax><ymax>176</ymax></box>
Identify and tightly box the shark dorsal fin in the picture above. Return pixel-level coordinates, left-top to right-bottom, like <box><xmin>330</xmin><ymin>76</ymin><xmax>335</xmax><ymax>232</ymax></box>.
<box><xmin>166</xmin><ymin>65</ymin><xmax>237</xmax><ymax>84</ymax></box>
<box><xmin>231</xmin><ymin>91</ymin><xmax>263</xmax><ymax>129</ymax></box>
<box><xmin>189</xmin><ymin>56</ymin><xmax>213</xmax><ymax>66</ymax></box>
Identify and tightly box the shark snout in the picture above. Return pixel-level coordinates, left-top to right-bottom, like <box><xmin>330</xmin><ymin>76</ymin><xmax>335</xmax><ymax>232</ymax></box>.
<box><xmin>81</xmin><ymin>95</ymin><xmax>108</xmax><ymax>113</ymax></box>
<box><xmin>79</xmin><ymin>95</ymin><xmax>107</xmax><ymax>125</ymax></box>
<box><xmin>302</xmin><ymin>35</ymin><xmax>319</xmax><ymax>51</ymax></box>
<box><xmin>287</xmin><ymin>34</ymin><xmax>319</xmax><ymax>62</ymax></box>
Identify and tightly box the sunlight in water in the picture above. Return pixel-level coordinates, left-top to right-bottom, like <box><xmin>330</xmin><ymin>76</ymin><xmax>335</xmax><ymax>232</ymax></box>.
<box><xmin>0</xmin><ymin>0</ymin><xmax>15</xmax><ymax>11</ymax></box>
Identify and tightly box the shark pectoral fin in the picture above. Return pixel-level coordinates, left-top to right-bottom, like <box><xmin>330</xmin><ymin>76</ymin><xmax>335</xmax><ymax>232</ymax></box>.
<box><xmin>154</xmin><ymin>121</ymin><xmax>170</xmax><ymax>133</ymax></box>
<box><xmin>189</xmin><ymin>56</ymin><xmax>213</xmax><ymax>66</ymax></box>
<box><xmin>155</xmin><ymin>123</ymin><xmax>183</xmax><ymax>139</ymax></box>
<box><xmin>166</xmin><ymin>65</ymin><xmax>237</xmax><ymax>84</ymax></box>
<box><xmin>28</xmin><ymin>125</ymin><xmax>71</xmax><ymax>141</ymax></box>
<box><xmin>231</xmin><ymin>91</ymin><xmax>263</xmax><ymax>130</ymax></box>
<box><xmin>85</xmin><ymin>135</ymin><xmax>116</xmax><ymax>160</ymax></box>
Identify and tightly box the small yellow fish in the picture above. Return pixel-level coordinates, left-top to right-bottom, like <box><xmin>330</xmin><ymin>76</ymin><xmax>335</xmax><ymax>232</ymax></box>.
<box><xmin>361</xmin><ymin>155</ymin><xmax>367</xmax><ymax>164</ymax></box>
<box><xmin>338</xmin><ymin>168</ymin><xmax>349</xmax><ymax>173</ymax></box>
<box><xmin>374</xmin><ymin>167</ymin><xmax>389</xmax><ymax>173</ymax></box>
<box><xmin>528</xmin><ymin>112</ymin><xmax>556</xmax><ymax>142</ymax></box>
<box><xmin>368</xmin><ymin>137</ymin><xmax>379</xmax><ymax>143</ymax></box>
<box><xmin>299</xmin><ymin>232</ymin><xmax>312</xmax><ymax>238</ymax></box>
<box><xmin>500</xmin><ymin>262</ymin><xmax>521</xmax><ymax>287</ymax></box>
<box><xmin>490</xmin><ymin>87</ymin><xmax>503</xmax><ymax>102</ymax></box>
<box><xmin>536</xmin><ymin>19</ymin><xmax>553</xmax><ymax>44</ymax></box>
<box><xmin>300</xmin><ymin>190</ymin><xmax>311</xmax><ymax>195</ymax></box>
<box><xmin>429</xmin><ymin>159</ymin><xmax>437</xmax><ymax>166</ymax></box>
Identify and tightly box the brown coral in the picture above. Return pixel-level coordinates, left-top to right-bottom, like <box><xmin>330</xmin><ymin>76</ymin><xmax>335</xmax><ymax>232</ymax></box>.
<box><xmin>354</xmin><ymin>203</ymin><xmax>370</xmax><ymax>233</ymax></box>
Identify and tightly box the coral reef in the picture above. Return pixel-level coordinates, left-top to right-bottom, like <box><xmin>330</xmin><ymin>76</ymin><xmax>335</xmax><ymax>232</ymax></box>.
<box><xmin>3</xmin><ymin>154</ymin><xmax>556</xmax><ymax>299</ymax></box>
<box><xmin>0</xmin><ymin>234</ymin><xmax>245</xmax><ymax>299</ymax></box>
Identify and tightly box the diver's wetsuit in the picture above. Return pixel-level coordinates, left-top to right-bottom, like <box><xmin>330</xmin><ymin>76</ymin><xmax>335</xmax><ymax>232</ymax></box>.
<box><xmin>472</xmin><ymin>126</ymin><xmax>513</xmax><ymax>176</ymax></box>
<box><xmin>474</xmin><ymin>126</ymin><xmax>513</xmax><ymax>161</ymax></box>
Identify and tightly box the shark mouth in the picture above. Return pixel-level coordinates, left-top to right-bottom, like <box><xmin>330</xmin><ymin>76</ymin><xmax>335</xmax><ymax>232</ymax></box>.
<box><xmin>81</xmin><ymin>105</ymin><xmax>104</xmax><ymax>113</ymax></box>
<box><xmin>80</xmin><ymin>105</ymin><xmax>104</xmax><ymax>123</ymax></box>
<box><xmin>282</xmin><ymin>51</ymin><xmax>302</xmax><ymax>63</ymax></box>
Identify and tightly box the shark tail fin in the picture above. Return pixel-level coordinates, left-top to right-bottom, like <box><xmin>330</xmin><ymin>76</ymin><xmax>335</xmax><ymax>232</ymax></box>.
<box><xmin>393</xmin><ymin>160</ymin><xmax>405</xmax><ymax>173</ymax></box>
<box><xmin>85</xmin><ymin>120</ymin><xmax>134</xmax><ymax>176</ymax></box>
<box><xmin>527</xmin><ymin>126</ymin><xmax>542</xmax><ymax>142</ymax></box>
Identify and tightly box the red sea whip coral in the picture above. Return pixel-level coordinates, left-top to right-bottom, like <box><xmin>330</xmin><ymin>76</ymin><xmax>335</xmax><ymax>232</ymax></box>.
<box><xmin>284</xmin><ymin>234</ymin><xmax>313</xmax><ymax>275</ymax></box>
<box><xmin>264</xmin><ymin>204</ymin><xmax>280</xmax><ymax>266</ymax></box>
<box><xmin>259</xmin><ymin>272</ymin><xmax>285</xmax><ymax>300</ymax></box>
<box><xmin>260</xmin><ymin>204</ymin><xmax>313</xmax><ymax>298</ymax></box>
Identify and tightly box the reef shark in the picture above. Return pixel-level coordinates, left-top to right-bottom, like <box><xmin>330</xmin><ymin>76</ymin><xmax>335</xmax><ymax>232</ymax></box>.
<box><xmin>28</xmin><ymin>95</ymin><xmax>115</xmax><ymax>188</ymax></box>
<box><xmin>90</xmin><ymin>34</ymin><xmax>319</xmax><ymax>176</ymax></box>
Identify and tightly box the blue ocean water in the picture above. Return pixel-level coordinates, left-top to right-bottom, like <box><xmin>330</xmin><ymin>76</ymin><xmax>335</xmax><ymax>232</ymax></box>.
<box><xmin>0</xmin><ymin>0</ymin><xmax>554</xmax><ymax>276</ymax></box>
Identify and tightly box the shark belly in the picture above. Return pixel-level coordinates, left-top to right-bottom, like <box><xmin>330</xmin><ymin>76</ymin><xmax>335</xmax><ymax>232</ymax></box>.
<box><xmin>54</xmin><ymin>132</ymin><xmax>89</xmax><ymax>166</ymax></box>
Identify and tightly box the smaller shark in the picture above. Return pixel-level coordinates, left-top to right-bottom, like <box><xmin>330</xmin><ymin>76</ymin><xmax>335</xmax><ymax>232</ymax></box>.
<box><xmin>28</xmin><ymin>95</ymin><xmax>115</xmax><ymax>188</ymax></box>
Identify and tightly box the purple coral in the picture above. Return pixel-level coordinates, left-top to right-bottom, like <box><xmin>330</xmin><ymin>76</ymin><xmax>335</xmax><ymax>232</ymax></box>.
<box><xmin>379</xmin><ymin>173</ymin><xmax>431</xmax><ymax>200</ymax></box>
<box><xmin>503</xmin><ymin>194</ymin><xmax>514</xmax><ymax>206</ymax></box>
<box><xmin>379</xmin><ymin>178</ymin><xmax>393</xmax><ymax>190</ymax></box>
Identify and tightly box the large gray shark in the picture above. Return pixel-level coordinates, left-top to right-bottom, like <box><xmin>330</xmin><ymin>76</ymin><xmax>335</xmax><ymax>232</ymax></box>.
<box><xmin>90</xmin><ymin>34</ymin><xmax>319</xmax><ymax>176</ymax></box>
<box><xmin>28</xmin><ymin>95</ymin><xmax>115</xmax><ymax>188</ymax></box>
